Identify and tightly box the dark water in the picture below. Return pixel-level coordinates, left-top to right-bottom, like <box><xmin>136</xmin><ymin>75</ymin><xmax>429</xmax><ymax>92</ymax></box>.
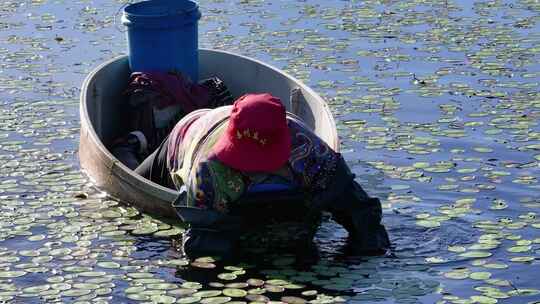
<box><xmin>0</xmin><ymin>0</ymin><xmax>539</xmax><ymax>303</ymax></box>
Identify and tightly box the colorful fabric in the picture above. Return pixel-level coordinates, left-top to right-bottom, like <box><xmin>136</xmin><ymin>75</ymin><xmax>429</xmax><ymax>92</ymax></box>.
<box><xmin>166</xmin><ymin>108</ymin><xmax>340</xmax><ymax>214</ymax></box>
<box><xmin>166</xmin><ymin>109</ymin><xmax>209</xmax><ymax>176</ymax></box>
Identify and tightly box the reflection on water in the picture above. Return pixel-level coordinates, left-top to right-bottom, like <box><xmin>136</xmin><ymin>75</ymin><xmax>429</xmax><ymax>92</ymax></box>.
<box><xmin>0</xmin><ymin>0</ymin><xmax>539</xmax><ymax>303</ymax></box>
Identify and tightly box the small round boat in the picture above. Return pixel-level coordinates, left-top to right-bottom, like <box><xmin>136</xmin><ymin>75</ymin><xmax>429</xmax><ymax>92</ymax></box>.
<box><xmin>79</xmin><ymin>49</ymin><xmax>339</xmax><ymax>218</ymax></box>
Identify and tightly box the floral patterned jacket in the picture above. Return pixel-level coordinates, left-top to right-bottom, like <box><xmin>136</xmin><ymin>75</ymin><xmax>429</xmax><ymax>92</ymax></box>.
<box><xmin>166</xmin><ymin>106</ymin><xmax>339</xmax><ymax>216</ymax></box>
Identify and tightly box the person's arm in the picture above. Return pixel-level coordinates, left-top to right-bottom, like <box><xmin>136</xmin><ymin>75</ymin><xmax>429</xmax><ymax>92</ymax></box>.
<box><xmin>286</xmin><ymin>118</ymin><xmax>390</xmax><ymax>254</ymax></box>
<box><xmin>312</xmin><ymin>156</ymin><xmax>391</xmax><ymax>255</ymax></box>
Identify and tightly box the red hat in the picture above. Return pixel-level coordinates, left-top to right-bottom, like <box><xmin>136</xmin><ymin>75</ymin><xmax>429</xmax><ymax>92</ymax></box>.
<box><xmin>212</xmin><ymin>93</ymin><xmax>291</xmax><ymax>172</ymax></box>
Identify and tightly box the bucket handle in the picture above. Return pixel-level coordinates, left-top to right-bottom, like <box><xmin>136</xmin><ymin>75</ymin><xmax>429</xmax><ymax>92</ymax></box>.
<box><xmin>114</xmin><ymin>0</ymin><xmax>133</xmax><ymax>33</ymax></box>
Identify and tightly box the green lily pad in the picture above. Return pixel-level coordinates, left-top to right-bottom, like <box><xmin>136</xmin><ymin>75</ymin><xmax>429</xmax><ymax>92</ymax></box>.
<box><xmin>0</xmin><ymin>271</ymin><xmax>26</xmax><ymax>278</ymax></box>
<box><xmin>168</xmin><ymin>288</ymin><xmax>197</xmax><ymax>296</ymax></box>
<box><xmin>507</xmin><ymin>246</ymin><xmax>531</xmax><ymax>253</ymax></box>
<box><xmin>126</xmin><ymin>293</ymin><xmax>150</xmax><ymax>301</ymax></box>
<box><xmin>78</xmin><ymin>271</ymin><xmax>106</xmax><ymax>277</ymax></box>
<box><xmin>200</xmin><ymin>296</ymin><xmax>232</xmax><ymax>304</ymax></box>
<box><xmin>266</xmin><ymin>279</ymin><xmax>289</xmax><ymax>286</ymax></box>
<box><xmin>181</xmin><ymin>282</ymin><xmax>202</xmax><ymax>290</ymax></box>
<box><xmin>510</xmin><ymin>257</ymin><xmax>535</xmax><ymax>263</ymax></box>
<box><xmin>61</xmin><ymin>289</ymin><xmax>91</xmax><ymax>297</ymax></box>
<box><xmin>22</xmin><ymin>285</ymin><xmax>50</xmax><ymax>293</ymax></box>
<box><xmin>97</xmin><ymin>262</ymin><xmax>120</xmax><ymax>269</ymax></box>
<box><xmin>470</xmin><ymin>295</ymin><xmax>497</xmax><ymax>304</ymax></box>
<box><xmin>217</xmin><ymin>273</ymin><xmax>237</xmax><ymax>281</ymax></box>
<box><xmin>469</xmin><ymin>272</ymin><xmax>492</xmax><ymax>280</ymax></box>
<box><xmin>223</xmin><ymin>288</ymin><xmax>247</xmax><ymax>297</ymax></box>
<box><xmin>131</xmin><ymin>225</ymin><xmax>159</xmax><ymax>235</ymax></box>
<box><xmin>193</xmin><ymin>290</ymin><xmax>222</xmax><ymax>298</ymax></box>
<box><xmin>444</xmin><ymin>270</ymin><xmax>469</xmax><ymax>280</ymax></box>
<box><xmin>176</xmin><ymin>296</ymin><xmax>202</xmax><ymax>304</ymax></box>
<box><xmin>72</xmin><ymin>283</ymin><xmax>99</xmax><ymax>290</ymax></box>
<box><xmin>301</xmin><ymin>290</ymin><xmax>318</xmax><ymax>297</ymax></box>
<box><xmin>150</xmin><ymin>294</ymin><xmax>177</xmax><ymax>304</ymax></box>
<box><xmin>225</xmin><ymin>283</ymin><xmax>248</xmax><ymax>289</ymax></box>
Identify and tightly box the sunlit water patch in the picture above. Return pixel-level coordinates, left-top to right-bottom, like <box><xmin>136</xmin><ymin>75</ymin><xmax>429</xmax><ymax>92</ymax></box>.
<box><xmin>1</xmin><ymin>0</ymin><xmax>539</xmax><ymax>303</ymax></box>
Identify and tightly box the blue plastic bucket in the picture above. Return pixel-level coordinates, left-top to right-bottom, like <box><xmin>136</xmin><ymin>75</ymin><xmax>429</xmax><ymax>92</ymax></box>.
<box><xmin>122</xmin><ymin>0</ymin><xmax>201</xmax><ymax>82</ymax></box>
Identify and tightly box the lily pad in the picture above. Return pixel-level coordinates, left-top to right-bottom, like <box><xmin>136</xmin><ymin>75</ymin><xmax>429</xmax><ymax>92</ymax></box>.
<box><xmin>223</xmin><ymin>288</ymin><xmax>247</xmax><ymax>297</ymax></box>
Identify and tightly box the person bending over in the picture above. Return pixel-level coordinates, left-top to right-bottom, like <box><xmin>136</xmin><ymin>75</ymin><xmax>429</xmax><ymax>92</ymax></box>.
<box><xmin>135</xmin><ymin>93</ymin><xmax>390</xmax><ymax>256</ymax></box>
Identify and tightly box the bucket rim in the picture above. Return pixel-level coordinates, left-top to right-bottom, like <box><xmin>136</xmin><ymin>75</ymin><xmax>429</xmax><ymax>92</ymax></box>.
<box><xmin>123</xmin><ymin>0</ymin><xmax>200</xmax><ymax>18</ymax></box>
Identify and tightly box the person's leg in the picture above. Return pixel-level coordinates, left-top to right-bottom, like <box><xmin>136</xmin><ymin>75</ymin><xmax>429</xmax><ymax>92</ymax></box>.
<box><xmin>135</xmin><ymin>136</ymin><xmax>176</xmax><ymax>189</ymax></box>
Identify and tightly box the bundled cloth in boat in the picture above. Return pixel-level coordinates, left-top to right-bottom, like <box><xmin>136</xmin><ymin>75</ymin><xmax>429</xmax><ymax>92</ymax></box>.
<box><xmin>124</xmin><ymin>71</ymin><xmax>233</xmax><ymax>151</ymax></box>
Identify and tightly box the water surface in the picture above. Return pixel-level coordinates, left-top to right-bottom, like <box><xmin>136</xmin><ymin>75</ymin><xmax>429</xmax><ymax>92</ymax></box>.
<box><xmin>0</xmin><ymin>0</ymin><xmax>539</xmax><ymax>303</ymax></box>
